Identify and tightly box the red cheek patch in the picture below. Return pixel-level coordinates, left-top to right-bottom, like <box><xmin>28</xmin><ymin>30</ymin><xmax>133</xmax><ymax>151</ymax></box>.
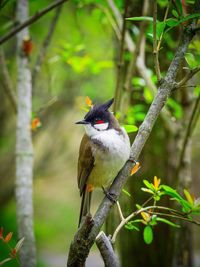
<box><xmin>96</xmin><ymin>120</ymin><xmax>105</xmax><ymax>124</ymax></box>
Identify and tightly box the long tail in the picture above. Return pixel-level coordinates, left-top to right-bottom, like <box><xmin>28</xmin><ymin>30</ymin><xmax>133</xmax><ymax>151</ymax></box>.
<box><xmin>78</xmin><ymin>188</ymin><xmax>92</xmax><ymax>227</ymax></box>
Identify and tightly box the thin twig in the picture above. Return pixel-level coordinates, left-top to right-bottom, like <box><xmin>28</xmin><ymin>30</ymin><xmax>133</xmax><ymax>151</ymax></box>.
<box><xmin>157</xmin><ymin>0</ymin><xmax>171</xmax><ymax>51</ymax></box>
<box><xmin>116</xmin><ymin>201</ymin><xmax>124</xmax><ymax>221</ymax></box>
<box><xmin>32</xmin><ymin>5</ymin><xmax>62</xmax><ymax>87</ymax></box>
<box><xmin>0</xmin><ymin>0</ymin><xmax>68</xmax><ymax>45</ymax></box>
<box><xmin>148</xmin><ymin>211</ymin><xmax>200</xmax><ymax>226</ymax></box>
<box><xmin>0</xmin><ymin>48</ymin><xmax>17</xmax><ymax>113</ymax></box>
<box><xmin>107</xmin><ymin>0</ymin><xmax>135</xmax><ymax>52</ymax></box>
<box><xmin>95</xmin><ymin>3</ymin><xmax>121</xmax><ymax>40</ymax></box>
<box><xmin>113</xmin><ymin>0</ymin><xmax>129</xmax><ymax>112</ymax></box>
<box><xmin>176</xmin><ymin>94</ymin><xmax>200</xmax><ymax>177</ymax></box>
<box><xmin>111</xmin><ymin>205</ymin><xmax>193</xmax><ymax>243</ymax></box>
<box><xmin>153</xmin><ymin>0</ymin><xmax>161</xmax><ymax>81</ymax></box>
<box><xmin>124</xmin><ymin>0</ymin><xmax>149</xmax><ymax>92</ymax></box>
<box><xmin>176</xmin><ymin>66</ymin><xmax>200</xmax><ymax>88</ymax></box>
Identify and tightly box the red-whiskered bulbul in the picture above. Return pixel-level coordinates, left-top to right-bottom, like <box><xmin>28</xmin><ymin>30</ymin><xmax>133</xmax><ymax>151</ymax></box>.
<box><xmin>76</xmin><ymin>98</ymin><xmax>131</xmax><ymax>226</ymax></box>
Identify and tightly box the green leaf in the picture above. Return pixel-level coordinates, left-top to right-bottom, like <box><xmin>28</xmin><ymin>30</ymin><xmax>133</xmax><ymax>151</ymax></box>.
<box><xmin>153</xmin><ymin>195</ymin><xmax>161</xmax><ymax>201</ymax></box>
<box><xmin>184</xmin><ymin>189</ymin><xmax>194</xmax><ymax>205</ymax></box>
<box><xmin>136</xmin><ymin>204</ymin><xmax>142</xmax><ymax>210</ymax></box>
<box><xmin>181</xmin><ymin>13</ymin><xmax>200</xmax><ymax>22</ymax></box>
<box><xmin>156</xmin><ymin>21</ymin><xmax>166</xmax><ymax>39</ymax></box>
<box><xmin>143</xmin><ymin>180</ymin><xmax>155</xmax><ymax>191</ymax></box>
<box><xmin>143</xmin><ymin>225</ymin><xmax>153</xmax><ymax>244</ymax></box>
<box><xmin>144</xmin><ymin>87</ymin><xmax>153</xmax><ymax>103</ymax></box>
<box><xmin>122</xmin><ymin>189</ymin><xmax>131</xmax><ymax>197</ymax></box>
<box><xmin>175</xmin><ymin>0</ymin><xmax>183</xmax><ymax>16</ymax></box>
<box><xmin>126</xmin><ymin>16</ymin><xmax>153</xmax><ymax>22</ymax></box>
<box><xmin>194</xmin><ymin>85</ymin><xmax>200</xmax><ymax>97</ymax></box>
<box><xmin>132</xmin><ymin>77</ymin><xmax>145</xmax><ymax>86</ymax></box>
<box><xmin>161</xmin><ymin>185</ymin><xmax>183</xmax><ymax>199</ymax></box>
<box><xmin>167</xmin><ymin>98</ymin><xmax>183</xmax><ymax>119</ymax></box>
<box><xmin>166</xmin><ymin>18</ymin><xmax>179</xmax><ymax>27</ymax></box>
<box><xmin>123</xmin><ymin>125</ymin><xmax>138</xmax><ymax>133</ymax></box>
<box><xmin>156</xmin><ymin>217</ymin><xmax>180</xmax><ymax>228</ymax></box>
<box><xmin>134</xmin><ymin>112</ymin><xmax>146</xmax><ymax>121</ymax></box>
<box><xmin>149</xmin><ymin>216</ymin><xmax>157</xmax><ymax>226</ymax></box>
<box><xmin>172</xmin><ymin>9</ymin><xmax>179</xmax><ymax>18</ymax></box>
<box><xmin>125</xmin><ymin>222</ymin><xmax>140</xmax><ymax>231</ymax></box>
<box><xmin>185</xmin><ymin>53</ymin><xmax>199</xmax><ymax>68</ymax></box>
<box><xmin>161</xmin><ymin>185</ymin><xmax>192</xmax><ymax>212</ymax></box>
<box><xmin>141</xmin><ymin>188</ymin><xmax>154</xmax><ymax>194</ymax></box>
<box><xmin>132</xmin><ymin>219</ymin><xmax>144</xmax><ymax>223</ymax></box>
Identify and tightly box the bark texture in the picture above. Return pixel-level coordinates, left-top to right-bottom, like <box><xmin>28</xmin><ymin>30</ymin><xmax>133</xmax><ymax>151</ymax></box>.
<box><xmin>16</xmin><ymin>0</ymin><xmax>36</xmax><ymax>266</ymax></box>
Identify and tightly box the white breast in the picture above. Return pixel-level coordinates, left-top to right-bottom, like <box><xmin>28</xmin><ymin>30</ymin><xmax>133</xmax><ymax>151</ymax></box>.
<box><xmin>87</xmin><ymin>127</ymin><xmax>130</xmax><ymax>188</ymax></box>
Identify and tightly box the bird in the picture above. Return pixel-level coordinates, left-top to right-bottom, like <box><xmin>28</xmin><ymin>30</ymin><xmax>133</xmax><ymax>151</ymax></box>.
<box><xmin>76</xmin><ymin>98</ymin><xmax>131</xmax><ymax>226</ymax></box>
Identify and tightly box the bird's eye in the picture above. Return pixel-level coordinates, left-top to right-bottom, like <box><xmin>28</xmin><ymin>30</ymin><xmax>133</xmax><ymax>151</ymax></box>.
<box><xmin>95</xmin><ymin>119</ymin><xmax>105</xmax><ymax>124</ymax></box>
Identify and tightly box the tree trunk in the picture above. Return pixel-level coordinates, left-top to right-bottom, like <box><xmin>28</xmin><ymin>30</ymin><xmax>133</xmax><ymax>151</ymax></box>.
<box><xmin>15</xmin><ymin>0</ymin><xmax>36</xmax><ymax>266</ymax></box>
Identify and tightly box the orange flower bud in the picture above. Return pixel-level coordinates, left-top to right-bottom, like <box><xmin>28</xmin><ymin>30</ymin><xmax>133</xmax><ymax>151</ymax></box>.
<box><xmin>4</xmin><ymin>232</ymin><xmax>13</xmax><ymax>243</ymax></box>
<box><xmin>22</xmin><ymin>36</ymin><xmax>33</xmax><ymax>57</ymax></box>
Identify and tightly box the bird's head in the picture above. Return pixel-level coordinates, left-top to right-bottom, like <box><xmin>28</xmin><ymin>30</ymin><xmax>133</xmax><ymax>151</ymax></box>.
<box><xmin>76</xmin><ymin>98</ymin><xmax>117</xmax><ymax>136</ymax></box>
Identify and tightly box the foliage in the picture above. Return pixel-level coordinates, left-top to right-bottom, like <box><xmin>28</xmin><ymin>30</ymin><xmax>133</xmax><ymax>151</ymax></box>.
<box><xmin>117</xmin><ymin>176</ymin><xmax>200</xmax><ymax>245</ymax></box>
<box><xmin>0</xmin><ymin>227</ymin><xmax>24</xmax><ymax>266</ymax></box>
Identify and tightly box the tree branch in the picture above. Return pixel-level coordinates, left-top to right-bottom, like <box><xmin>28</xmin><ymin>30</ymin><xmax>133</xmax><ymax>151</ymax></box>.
<box><xmin>176</xmin><ymin>66</ymin><xmax>200</xmax><ymax>88</ymax></box>
<box><xmin>107</xmin><ymin>0</ymin><xmax>135</xmax><ymax>52</ymax></box>
<box><xmin>124</xmin><ymin>0</ymin><xmax>149</xmax><ymax>92</ymax></box>
<box><xmin>32</xmin><ymin>5</ymin><xmax>62</xmax><ymax>87</ymax></box>
<box><xmin>113</xmin><ymin>0</ymin><xmax>129</xmax><ymax>112</ymax></box>
<box><xmin>67</xmin><ymin>20</ymin><xmax>196</xmax><ymax>267</ymax></box>
<box><xmin>153</xmin><ymin>0</ymin><xmax>161</xmax><ymax>81</ymax></box>
<box><xmin>0</xmin><ymin>48</ymin><xmax>17</xmax><ymax>113</ymax></box>
<box><xmin>0</xmin><ymin>0</ymin><xmax>68</xmax><ymax>45</ymax></box>
<box><xmin>96</xmin><ymin>231</ymin><xmax>119</xmax><ymax>267</ymax></box>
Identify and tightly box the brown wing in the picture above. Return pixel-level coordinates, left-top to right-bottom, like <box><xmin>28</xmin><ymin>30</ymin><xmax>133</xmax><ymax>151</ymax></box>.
<box><xmin>77</xmin><ymin>134</ymin><xmax>94</xmax><ymax>196</ymax></box>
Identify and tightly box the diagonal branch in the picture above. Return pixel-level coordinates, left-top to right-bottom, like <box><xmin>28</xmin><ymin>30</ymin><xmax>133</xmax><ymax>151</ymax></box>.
<box><xmin>113</xmin><ymin>0</ymin><xmax>129</xmax><ymax>112</ymax></box>
<box><xmin>67</xmin><ymin>19</ymin><xmax>196</xmax><ymax>267</ymax></box>
<box><xmin>176</xmin><ymin>66</ymin><xmax>200</xmax><ymax>88</ymax></box>
<box><xmin>153</xmin><ymin>0</ymin><xmax>161</xmax><ymax>81</ymax></box>
<box><xmin>107</xmin><ymin>0</ymin><xmax>135</xmax><ymax>52</ymax></box>
<box><xmin>32</xmin><ymin>5</ymin><xmax>62</xmax><ymax>87</ymax></box>
<box><xmin>0</xmin><ymin>0</ymin><xmax>68</xmax><ymax>45</ymax></box>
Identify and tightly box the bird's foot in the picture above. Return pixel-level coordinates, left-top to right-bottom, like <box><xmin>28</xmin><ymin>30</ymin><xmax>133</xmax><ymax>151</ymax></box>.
<box><xmin>128</xmin><ymin>156</ymin><xmax>138</xmax><ymax>165</ymax></box>
<box><xmin>102</xmin><ymin>186</ymin><xmax>117</xmax><ymax>203</ymax></box>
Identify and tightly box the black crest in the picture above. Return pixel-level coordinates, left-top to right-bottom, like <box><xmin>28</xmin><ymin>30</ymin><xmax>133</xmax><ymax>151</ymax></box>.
<box><xmin>84</xmin><ymin>98</ymin><xmax>114</xmax><ymax>122</ymax></box>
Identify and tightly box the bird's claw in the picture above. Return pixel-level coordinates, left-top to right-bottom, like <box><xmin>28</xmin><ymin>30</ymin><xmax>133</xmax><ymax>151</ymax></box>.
<box><xmin>128</xmin><ymin>156</ymin><xmax>138</xmax><ymax>165</ymax></box>
<box><xmin>102</xmin><ymin>186</ymin><xmax>117</xmax><ymax>203</ymax></box>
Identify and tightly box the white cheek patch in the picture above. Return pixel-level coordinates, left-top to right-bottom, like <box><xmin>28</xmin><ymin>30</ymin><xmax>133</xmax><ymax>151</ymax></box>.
<box><xmin>94</xmin><ymin>122</ymin><xmax>109</xmax><ymax>131</ymax></box>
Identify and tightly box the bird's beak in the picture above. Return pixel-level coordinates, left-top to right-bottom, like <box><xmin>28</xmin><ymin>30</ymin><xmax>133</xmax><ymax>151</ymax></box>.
<box><xmin>75</xmin><ymin>119</ymin><xmax>90</xmax><ymax>125</ymax></box>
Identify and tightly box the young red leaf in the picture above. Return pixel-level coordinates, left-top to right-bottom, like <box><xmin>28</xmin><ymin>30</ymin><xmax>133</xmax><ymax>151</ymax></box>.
<box><xmin>85</xmin><ymin>96</ymin><xmax>93</xmax><ymax>107</ymax></box>
<box><xmin>31</xmin><ymin>117</ymin><xmax>41</xmax><ymax>130</ymax></box>
<box><xmin>22</xmin><ymin>36</ymin><xmax>33</xmax><ymax>57</ymax></box>
<box><xmin>131</xmin><ymin>162</ymin><xmax>141</xmax><ymax>176</ymax></box>
<box><xmin>0</xmin><ymin>227</ymin><xmax>3</xmax><ymax>239</ymax></box>
<box><xmin>4</xmin><ymin>232</ymin><xmax>13</xmax><ymax>243</ymax></box>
